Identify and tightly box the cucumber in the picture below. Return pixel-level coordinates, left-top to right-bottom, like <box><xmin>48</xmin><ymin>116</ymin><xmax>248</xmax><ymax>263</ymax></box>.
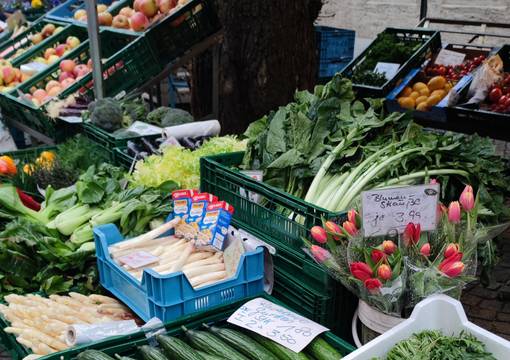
<box><xmin>183</xmin><ymin>326</ymin><xmax>248</xmax><ymax>360</ymax></box>
<box><xmin>138</xmin><ymin>345</ymin><xmax>169</xmax><ymax>360</ymax></box>
<box><xmin>305</xmin><ymin>337</ymin><xmax>342</xmax><ymax>360</ymax></box>
<box><xmin>251</xmin><ymin>332</ymin><xmax>310</xmax><ymax>360</ymax></box>
<box><xmin>196</xmin><ymin>350</ymin><xmax>226</xmax><ymax>360</ymax></box>
<box><xmin>77</xmin><ymin>350</ymin><xmax>115</xmax><ymax>360</ymax></box>
<box><xmin>157</xmin><ymin>335</ymin><xmax>205</xmax><ymax>360</ymax></box>
<box><xmin>208</xmin><ymin>326</ymin><xmax>279</xmax><ymax>360</ymax></box>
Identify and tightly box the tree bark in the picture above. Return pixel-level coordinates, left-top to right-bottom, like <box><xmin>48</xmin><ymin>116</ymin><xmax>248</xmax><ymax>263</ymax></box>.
<box><xmin>192</xmin><ymin>0</ymin><xmax>322</xmax><ymax>134</ymax></box>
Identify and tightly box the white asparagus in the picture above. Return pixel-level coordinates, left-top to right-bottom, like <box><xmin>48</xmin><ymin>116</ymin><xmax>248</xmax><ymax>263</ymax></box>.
<box><xmin>190</xmin><ymin>271</ymin><xmax>228</xmax><ymax>287</ymax></box>
<box><xmin>16</xmin><ymin>336</ymin><xmax>35</xmax><ymax>350</ymax></box>
<box><xmin>182</xmin><ymin>254</ymin><xmax>223</xmax><ymax>270</ymax></box>
<box><xmin>185</xmin><ymin>251</ymin><xmax>213</xmax><ymax>264</ymax></box>
<box><xmin>89</xmin><ymin>294</ymin><xmax>121</xmax><ymax>305</ymax></box>
<box><xmin>183</xmin><ymin>263</ymin><xmax>226</xmax><ymax>279</ymax></box>
<box><xmin>110</xmin><ymin>236</ymin><xmax>180</xmax><ymax>258</ymax></box>
<box><xmin>166</xmin><ymin>241</ymin><xmax>195</xmax><ymax>273</ymax></box>
<box><xmin>33</xmin><ymin>343</ymin><xmax>57</xmax><ymax>355</ymax></box>
<box><xmin>21</xmin><ymin>328</ymin><xmax>67</xmax><ymax>351</ymax></box>
<box><xmin>69</xmin><ymin>292</ymin><xmax>94</xmax><ymax>304</ymax></box>
<box><xmin>111</xmin><ymin>217</ymin><xmax>183</xmax><ymax>251</ymax></box>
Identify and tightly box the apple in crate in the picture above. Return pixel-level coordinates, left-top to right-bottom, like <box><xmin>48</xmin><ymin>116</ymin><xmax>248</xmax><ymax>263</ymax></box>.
<box><xmin>130</xmin><ymin>12</ymin><xmax>149</xmax><ymax>31</ymax></box>
<box><xmin>30</xmin><ymin>33</ymin><xmax>43</xmax><ymax>45</ymax></box>
<box><xmin>139</xmin><ymin>0</ymin><xmax>158</xmax><ymax>17</ymax></box>
<box><xmin>45</xmin><ymin>80</ymin><xmax>60</xmax><ymax>92</ymax></box>
<box><xmin>33</xmin><ymin>89</ymin><xmax>47</xmax><ymax>103</ymax></box>
<box><xmin>113</xmin><ymin>14</ymin><xmax>130</xmax><ymax>29</ymax></box>
<box><xmin>73</xmin><ymin>64</ymin><xmax>90</xmax><ymax>78</ymax></box>
<box><xmin>55</xmin><ymin>44</ymin><xmax>69</xmax><ymax>57</ymax></box>
<box><xmin>66</xmin><ymin>36</ymin><xmax>81</xmax><ymax>49</ymax></box>
<box><xmin>47</xmin><ymin>55</ymin><xmax>60</xmax><ymax>64</ymax></box>
<box><xmin>47</xmin><ymin>85</ymin><xmax>62</xmax><ymax>97</ymax></box>
<box><xmin>44</xmin><ymin>47</ymin><xmax>56</xmax><ymax>60</ymax></box>
<box><xmin>61</xmin><ymin>78</ymin><xmax>75</xmax><ymax>89</ymax></box>
<box><xmin>120</xmin><ymin>7</ymin><xmax>134</xmax><ymax>17</ymax></box>
<box><xmin>41</xmin><ymin>23</ymin><xmax>56</xmax><ymax>38</ymax></box>
<box><xmin>60</xmin><ymin>59</ymin><xmax>76</xmax><ymax>73</ymax></box>
<box><xmin>134</xmin><ymin>0</ymin><xmax>142</xmax><ymax>11</ymax></box>
<box><xmin>159</xmin><ymin>0</ymin><xmax>177</xmax><ymax>14</ymax></box>
<box><xmin>2</xmin><ymin>67</ymin><xmax>16</xmax><ymax>84</ymax></box>
<box><xmin>59</xmin><ymin>71</ymin><xmax>75</xmax><ymax>82</ymax></box>
<box><xmin>97</xmin><ymin>4</ymin><xmax>108</xmax><ymax>12</ymax></box>
<box><xmin>98</xmin><ymin>12</ymin><xmax>113</xmax><ymax>26</ymax></box>
<box><xmin>74</xmin><ymin>9</ymin><xmax>86</xmax><ymax>20</ymax></box>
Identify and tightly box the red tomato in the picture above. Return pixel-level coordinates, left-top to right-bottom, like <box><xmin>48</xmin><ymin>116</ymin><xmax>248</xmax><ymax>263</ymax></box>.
<box><xmin>437</xmin><ymin>66</ymin><xmax>446</xmax><ymax>76</ymax></box>
<box><xmin>505</xmin><ymin>97</ymin><xmax>510</xmax><ymax>108</ymax></box>
<box><xmin>489</xmin><ymin>87</ymin><xmax>503</xmax><ymax>103</ymax></box>
<box><xmin>499</xmin><ymin>95</ymin><xmax>508</xmax><ymax>105</ymax></box>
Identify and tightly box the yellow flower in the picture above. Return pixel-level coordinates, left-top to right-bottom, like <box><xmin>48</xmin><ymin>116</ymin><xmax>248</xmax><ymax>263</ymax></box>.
<box><xmin>32</xmin><ymin>0</ymin><xmax>43</xmax><ymax>9</ymax></box>
<box><xmin>23</xmin><ymin>163</ymin><xmax>34</xmax><ymax>175</ymax></box>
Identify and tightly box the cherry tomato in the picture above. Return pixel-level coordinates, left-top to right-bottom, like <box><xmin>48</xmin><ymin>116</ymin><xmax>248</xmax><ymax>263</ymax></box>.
<box><xmin>489</xmin><ymin>87</ymin><xmax>503</xmax><ymax>103</ymax></box>
<box><xmin>505</xmin><ymin>97</ymin><xmax>510</xmax><ymax>108</ymax></box>
<box><xmin>499</xmin><ymin>95</ymin><xmax>509</xmax><ymax>105</ymax></box>
<box><xmin>437</xmin><ymin>66</ymin><xmax>446</xmax><ymax>76</ymax></box>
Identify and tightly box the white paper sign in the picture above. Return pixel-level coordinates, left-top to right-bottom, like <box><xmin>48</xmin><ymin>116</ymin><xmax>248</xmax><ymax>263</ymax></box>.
<box><xmin>118</xmin><ymin>251</ymin><xmax>159</xmax><ymax>269</ymax></box>
<box><xmin>435</xmin><ymin>49</ymin><xmax>466</xmax><ymax>66</ymax></box>
<box><xmin>240</xmin><ymin>170</ymin><xmax>263</xmax><ymax>203</ymax></box>
<box><xmin>227</xmin><ymin>297</ymin><xmax>328</xmax><ymax>352</ymax></box>
<box><xmin>361</xmin><ymin>184</ymin><xmax>440</xmax><ymax>237</ymax></box>
<box><xmin>374</xmin><ymin>62</ymin><xmax>400</xmax><ymax>80</ymax></box>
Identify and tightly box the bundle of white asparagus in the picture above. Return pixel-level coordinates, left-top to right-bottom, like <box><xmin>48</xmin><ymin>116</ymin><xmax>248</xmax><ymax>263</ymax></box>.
<box><xmin>108</xmin><ymin>216</ymin><xmax>229</xmax><ymax>287</ymax></box>
<box><xmin>0</xmin><ymin>293</ymin><xmax>134</xmax><ymax>358</ymax></box>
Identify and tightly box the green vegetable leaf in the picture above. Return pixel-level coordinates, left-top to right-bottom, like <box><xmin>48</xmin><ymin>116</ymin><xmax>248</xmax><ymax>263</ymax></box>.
<box><xmin>41</xmin><ymin>275</ymin><xmax>73</xmax><ymax>294</ymax></box>
<box><xmin>265</xmin><ymin>107</ymin><xmax>287</xmax><ymax>154</ymax></box>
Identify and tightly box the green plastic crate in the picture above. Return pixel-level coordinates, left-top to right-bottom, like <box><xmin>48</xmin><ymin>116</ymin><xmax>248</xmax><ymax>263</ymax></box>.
<box><xmin>113</xmin><ymin>146</ymin><xmax>136</xmax><ymax>169</ymax></box>
<box><xmin>0</xmin><ymin>145</ymin><xmax>56</xmax><ymax>160</ymax></box>
<box><xmin>38</xmin><ymin>294</ymin><xmax>355</xmax><ymax>360</ymax></box>
<box><xmin>146</xmin><ymin>0</ymin><xmax>221</xmax><ymax>69</ymax></box>
<box><xmin>340</xmin><ymin>27</ymin><xmax>441</xmax><ymax>97</ymax></box>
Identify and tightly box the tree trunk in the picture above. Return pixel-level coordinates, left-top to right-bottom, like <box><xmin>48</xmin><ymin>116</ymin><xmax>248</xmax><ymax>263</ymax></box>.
<box><xmin>191</xmin><ymin>0</ymin><xmax>322</xmax><ymax>134</ymax></box>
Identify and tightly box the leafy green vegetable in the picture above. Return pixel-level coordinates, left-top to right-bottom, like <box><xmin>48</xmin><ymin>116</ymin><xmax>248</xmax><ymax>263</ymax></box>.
<box><xmin>161</xmin><ymin>108</ymin><xmax>193</xmax><ymax>127</ymax></box>
<box><xmin>89</xmin><ymin>98</ymin><xmax>124</xmax><ymax>132</ymax></box>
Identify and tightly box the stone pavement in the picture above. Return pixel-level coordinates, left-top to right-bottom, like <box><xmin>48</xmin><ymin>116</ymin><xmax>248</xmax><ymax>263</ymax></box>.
<box><xmin>461</xmin><ymin>229</ymin><xmax>510</xmax><ymax>340</ymax></box>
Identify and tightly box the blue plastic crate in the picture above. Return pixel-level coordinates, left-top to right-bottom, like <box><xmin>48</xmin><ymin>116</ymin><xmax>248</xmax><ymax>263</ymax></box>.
<box><xmin>46</xmin><ymin>0</ymin><xmax>122</xmax><ymax>23</ymax></box>
<box><xmin>318</xmin><ymin>59</ymin><xmax>352</xmax><ymax>80</ymax></box>
<box><xmin>315</xmin><ymin>26</ymin><xmax>355</xmax><ymax>63</ymax></box>
<box><xmin>93</xmin><ymin>223</ymin><xmax>265</xmax><ymax>322</ymax></box>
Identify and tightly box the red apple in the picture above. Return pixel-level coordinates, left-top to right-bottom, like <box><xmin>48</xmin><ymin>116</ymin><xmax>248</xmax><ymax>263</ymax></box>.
<box><xmin>133</xmin><ymin>0</ymin><xmax>142</xmax><ymax>11</ymax></box>
<box><xmin>87</xmin><ymin>59</ymin><xmax>93</xmax><ymax>69</ymax></box>
<box><xmin>2</xmin><ymin>67</ymin><xmax>16</xmax><ymax>84</ymax></box>
<box><xmin>119</xmin><ymin>6</ymin><xmax>134</xmax><ymax>17</ymax></box>
<box><xmin>45</xmin><ymin>80</ymin><xmax>60</xmax><ymax>92</ymax></box>
<box><xmin>31</xmin><ymin>33</ymin><xmax>43</xmax><ymax>45</ymax></box>
<box><xmin>159</xmin><ymin>0</ymin><xmax>177</xmax><ymax>14</ymax></box>
<box><xmin>73</xmin><ymin>64</ymin><xmax>90</xmax><ymax>78</ymax></box>
<box><xmin>112</xmin><ymin>14</ymin><xmax>130</xmax><ymax>29</ymax></box>
<box><xmin>60</xmin><ymin>78</ymin><xmax>75</xmax><ymax>89</ymax></box>
<box><xmin>47</xmin><ymin>86</ymin><xmax>62</xmax><ymax>97</ymax></box>
<box><xmin>98</xmin><ymin>12</ymin><xmax>113</xmax><ymax>26</ymax></box>
<box><xmin>60</xmin><ymin>59</ymin><xmax>76</xmax><ymax>73</ymax></box>
<box><xmin>55</xmin><ymin>44</ymin><xmax>69</xmax><ymax>57</ymax></box>
<box><xmin>44</xmin><ymin>47</ymin><xmax>56</xmax><ymax>60</ymax></box>
<box><xmin>41</xmin><ymin>24</ymin><xmax>56</xmax><ymax>38</ymax></box>
<box><xmin>66</xmin><ymin>36</ymin><xmax>81</xmax><ymax>49</ymax></box>
<box><xmin>59</xmin><ymin>71</ymin><xmax>75</xmax><ymax>82</ymax></box>
<box><xmin>97</xmin><ymin>4</ymin><xmax>108</xmax><ymax>13</ymax></box>
<box><xmin>33</xmin><ymin>89</ymin><xmax>47</xmax><ymax>102</ymax></box>
<box><xmin>139</xmin><ymin>0</ymin><xmax>158</xmax><ymax>17</ymax></box>
<box><xmin>130</xmin><ymin>12</ymin><xmax>149</xmax><ymax>31</ymax></box>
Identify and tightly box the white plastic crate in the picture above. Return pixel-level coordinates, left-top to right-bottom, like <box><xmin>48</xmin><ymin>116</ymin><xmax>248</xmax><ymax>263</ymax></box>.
<box><xmin>344</xmin><ymin>294</ymin><xmax>510</xmax><ymax>360</ymax></box>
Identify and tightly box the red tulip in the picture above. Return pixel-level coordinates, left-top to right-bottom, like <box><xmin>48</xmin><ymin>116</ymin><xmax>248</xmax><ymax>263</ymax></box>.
<box><xmin>377</xmin><ymin>264</ymin><xmax>392</xmax><ymax>281</ymax></box>
<box><xmin>459</xmin><ymin>185</ymin><xmax>474</xmax><ymax>212</ymax></box>
<box><xmin>371</xmin><ymin>249</ymin><xmax>386</xmax><ymax>264</ymax></box>
<box><xmin>403</xmin><ymin>222</ymin><xmax>421</xmax><ymax>246</ymax></box>
<box><xmin>438</xmin><ymin>252</ymin><xmax>463</xmax><ymax>272</ymax></box>
<box><xmin>420</xmin><ymin>243</ymin><xmax>430</xmax><ymax>257</ymax></box>
<box><xmin>382</xmin><ymin>240</ymin><xmax>397</xmax><ymax>255</ymax></box>
<box><xmin>347</xmin><ymin>209</ymin><xmax>361</xmax><ymax>228</ymax></box>
<box><xmin>310</xmin><ymin>226</ymin><xmax>327</xmax><ymax>244</ymax></box>
<box><xmin>324</xmin><ymin>221</ymin><xmax>342</xmax><ymax>241</ymax></box>
<box><xmin>310</xmin><ymin>245</ymin><xmax>331</xmax><ymax>263</ymax></box>
<box><xmin>448</xmin><ymin>201</ymin><xmax>461</xmax><ymax>224</ymax></box>
<box><xmin>444</xmin><ymin>243</ymin><xmax>459</xmax><ymax>258</ymax></box>
<box><xmin>343</xmin><ymin>221</ymin><xmax>358</xmax><ymax>236</ymax></box>
<box><xmin>364</xmin><ymin>278</ymin><xmax>383</xmax><ymax>294</ymax></box>
<box><xmin>440</xmin><ymin>261</ymin><xmax>465</xmax><ymax>278</ymax></box>
<box><xmin>350</xmin><ymin>262</ymin><xmax>373</xmax><ymax>282</ymax></box>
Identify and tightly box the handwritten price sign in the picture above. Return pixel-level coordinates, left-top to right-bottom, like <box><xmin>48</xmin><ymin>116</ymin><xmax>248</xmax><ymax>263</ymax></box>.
<box><xmin>227</xmin><ymin>298</ymin><xmax>328</xmax><ymax>352</ymax></box>
<box><xmin>361</xmin><ymin>184</ymin><xmax>440</xmax><ymax>237</ymax></box>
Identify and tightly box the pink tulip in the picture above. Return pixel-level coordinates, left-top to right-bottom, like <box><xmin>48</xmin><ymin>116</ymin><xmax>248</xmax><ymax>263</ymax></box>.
<box><xmin>403</xmin><ymin>222</ymin><xmax>421</xmax><ymax>246</ymax></box>
<box><xmin>350</xmin><ymin>262</ymin><xmax>373</xmax><ymax>282</ymax></box>
<box><xmin>377</xmin><ymin>264</ymin><xmax>392</xmax><ymax>281</ymax></box>
<box><xmin>310</xmin><ymin>245</ymin><xmax>331</xmax><ymax>263</ymax></box>
<box><xmin>444</xmin><ymin>243</ymin><xmax>459</xmax><ymax>258</ymax></box>
<box><xmin>459</xmin><ymin>185</ymin><xmax>475</xmax><ymax>212</ymax></box>
<box><xmin>310</xmin><ymin>226</ymin><xmax>327</xmax><ymax>244</ymax></box>
<box><xmin>420</xmin><ymin>243</ymin><xmax>430</xmax><ymax>257</ymax></box>
<box><xmin>364</xmin><ymin>278</ymin><xmax>383</xmax><ymax>294</ymax></box>
<box><xmin>347</xmin><ymin>209</ymin><xmax>361</xmax><ymax>229</ymax></box>
<box><xmin>440</xmin><ymin>261</ymin><xmax>465</xmax><ymax>278</ymax></box>
<box><xmin>382</xmin><ymin>240</ymin><xmax>397</xmax><ymax>255</ymax></box>
<box><xmin>430</xmin><ymin>178</ymin><xmax>439</xmax><ymax>185</ymax></box>
<box><xmin>324</xmin><ymin>221</ymin><xmax>342</xmax><ymax>241</ymax></box>
<box><xmin>371</xmin><ymin>249</ymin><xmax>386</xmax><ymax>264</ymax></box>
<box><xmin>448</xmin><ymin>201</ymin><xmax>461</xmax><ymax>224</ymax></box>
<box><xmin>343</xmin><ymin>221</ymin><xmax>358</xmax><ymax>236</ymax></box>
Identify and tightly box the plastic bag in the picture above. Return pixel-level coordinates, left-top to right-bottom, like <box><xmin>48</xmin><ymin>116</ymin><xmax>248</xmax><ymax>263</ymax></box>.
<box><xmin>464</xmin><ymin>55</ymin><xmax>504</xmax><ymax>105</ymax></box>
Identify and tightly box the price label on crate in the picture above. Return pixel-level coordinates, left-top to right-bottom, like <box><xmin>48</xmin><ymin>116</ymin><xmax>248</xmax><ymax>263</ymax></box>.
<box><xmin>361</xmin><ymin>183</ymin><xmax>440</xmax><ymax>237</ymax></box>
<box><xmin>228</xmin><ymin>298</ymin><xmax>329</xmax><ymax>352</ymax></box>
<box><xmin>118</xmin><ymin>251</ymin><xmax>159</xmax><ymax>269</ymax></box>
<box><xmin>435</xmin><ymin>49</ymin><xmax>466</xmax><ymax>66</ymax></box>
<box><xmin>374</xmin><ymin>62</ymin><xmax>400</xmax><ymax>79</ymax></box>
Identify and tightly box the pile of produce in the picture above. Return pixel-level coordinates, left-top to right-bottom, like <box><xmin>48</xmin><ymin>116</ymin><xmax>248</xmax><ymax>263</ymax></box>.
<box><xmin>396</xmin><ymin>75</ymin><xmax>451</xmax><ymax>111</ymax></box>
<box><xmin>425</xmin><ymin>55</ymin><xmax>486</xmax><ymax>82</ymax></box>
<box><xmin>0</xmin><ymin>293</ymin><xmax>136</xmax><ymax>356</ymax></box>
<box><xmin>77</xmin><ymin>325</ymin><xmax>342</xmax><ymax>360</ymax></box>
<box><xmin>74</xmin><ymin>0</ymin><xmax>189</xmax><ymax>33</ymax></box>
<box><xmin>131</xmin><ymin>135</ymin><xmax>246</xmax><ymax>189</ymax></box>
<box><xmin>383</xmin><ymin>330</ymin><xmax>495</xmax><ymax>359</ymax></box>
<box><xmin>484</xmin><ymin>73</ymin><xmax>510</xmax><ymax>113</ymax></box>
<box><xmin>0</xmin><ymin>22</ymin><xmax>63</xmax><ymax>60</ymax></box>
<box><xmin>350</xmin><ymin>32</ymin><xmax>423</xmax><ymax>86</ymax></box>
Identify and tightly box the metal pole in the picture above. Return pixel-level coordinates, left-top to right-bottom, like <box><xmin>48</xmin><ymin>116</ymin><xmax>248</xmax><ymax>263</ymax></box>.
<box><xmin>419</xmin><ymin>0</ymin><xmax>428</xmax><ymax>21</ymax></box>
<box><xmin>84</xmin><ymin>0</ymin><xmax>103</xmax><ymax>99</ymax></box>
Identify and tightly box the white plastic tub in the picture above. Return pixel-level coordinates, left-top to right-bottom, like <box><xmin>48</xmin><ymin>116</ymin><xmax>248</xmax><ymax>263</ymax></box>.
<box><xmin>343</xmin><ymin>294</ymin><xmax>510</xmax><ymax>360</ymax></box>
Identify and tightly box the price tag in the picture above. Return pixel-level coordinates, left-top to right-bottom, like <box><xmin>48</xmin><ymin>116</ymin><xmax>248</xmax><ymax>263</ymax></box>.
<box><xmin>118</xmin><ymin>251</ymin><xmax>159</xmax><ymax>269</ymax></box>
<box><xmin>361</xmin><ymin>184</ymin><xmax>440</xmax><ymax>237</ymax></box>
<box><xmin>374</xmin><ymin>62</ymin><xmax>400</xmax><ymax>80</ymax></box>
<box><xmin>240</xmin><ymin>170</ymin><xmax>263</xmax><ymax>203</ymax></box>
<box><xmin>435</xmin><ymin>49</ymin><xmax>466</xmax><ymax>66</ymax></box>
<box><xmin>228</xmin><ymin>298</ymin><xmax>328</xmax><ymax>352</ymax></box>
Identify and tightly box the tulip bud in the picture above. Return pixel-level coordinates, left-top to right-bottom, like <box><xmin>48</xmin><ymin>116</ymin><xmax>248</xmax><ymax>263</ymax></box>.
<box><xmin>444</xmin><ymin>243</ymin><xmax>459</xmax><ymax>258</ymax></box>
<box><xmin>420</xmin><ymin>243</ymin><xmax>430</xmax><ymax>257</ymax></box>
<box><xmin>324</xmin><ymin>221</ymin><xmax>342</xmax><ymax>241</ymax></box>
<box><xmin>350</xmin><ymin>262</ymin><xmax>373</xmax><ymax>282</ymax></box>
<box><xmin>310</xmin><ymin>245</ymin><xmax>331</xmax><ymax>264</ymax></box>
<box><xmin>343</xmin><ymin>221</ymin><xmax>358</xmax><ymax>236</ymax></box>
<box><xmin>347</xmin><ymin>209</ymin><xmax>361</xmax><ymax>229</ymax></box>
<box><xmin>382</xmin><ymin>240</ymin><xmax>397</xmax><ymax>255</ymax></box>
<box><xmin>403</xmin><ymin>222</ymin><xmax>421</xmax><ymax>246</ymax></box>
<box><xmin>310</xmin><ymin>226</ymin><xmax>327</xmax><ymax>244</ymax></box>
<box><xmin>371</xmin><ymin>249</ymin><xmax>386</xmax><ymax>264</ymax></box>
<box><xmin>438</xmin><ymin>252</ymin><xmax>463</xmax><ymax>271</ymax></box>
<box><xmin>459</xmin><ymin>185</ymin><xmax>475</xmax><ymax>212</ymax></box>
<box><xmin>448</xmin><ymin>201</ymin><xmax>461</xmax><ymax>224</ymax></box>
<box><xmin>364</xmin><ymin>278</ymin><xmax>382</xmax><ymax>294</ymax></box>
<box><xmin>441</xmin><ymin>261</ymin><xmax>465</xmax><ymax>278</ymax></box>
<box><xmin>430</xmin><ymin>178</ymin><xmax>439</xmax><ymax>185</ymax></box>
<box><xmin>377</xmin><ymin>264</ymin><xmax>392</xmax><ymax>281</ymax></box>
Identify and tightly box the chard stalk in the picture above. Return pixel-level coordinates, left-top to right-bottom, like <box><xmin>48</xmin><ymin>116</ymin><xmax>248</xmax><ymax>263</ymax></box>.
<box><xmin>315</xmin><ymin>172</ymin><xmax>349</xmax><ymax>208</ymax></box>
<box><xmin>374</xmin><ymin>169</ymin><xmax>469</xmax><ymax>188</ymax></box>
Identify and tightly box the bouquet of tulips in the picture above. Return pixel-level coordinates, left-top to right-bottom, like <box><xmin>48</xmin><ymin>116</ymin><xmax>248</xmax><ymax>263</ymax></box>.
<box><xmin>303</xmin><ymin>183</ymin><xmax>507</xmax><ymax>316</ymax></box>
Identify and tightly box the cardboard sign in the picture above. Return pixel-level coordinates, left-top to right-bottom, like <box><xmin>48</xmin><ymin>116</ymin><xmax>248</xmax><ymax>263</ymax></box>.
<box><xmin>435</xmin><ymin>49</ymin><xmax>466</xmax><ymax>66</ymax></box>
<box><xmin>228</xmin><ymin>298</ymin><xmax>328</xmax><ymax>352</ymax></box>
<box><xmin>118</xmin><ymin>251</ymin><xmax>159</xmax><ymax>269</ymax></box>
<box><xmin>374</xmin><ymin>62</ymin><xmax>400</xmax><ymax>80</ymax></box>
<box><xmin>361</xmin><ymin>184</ymin><xmax>440</xmax><ymax>237</ymax></box>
